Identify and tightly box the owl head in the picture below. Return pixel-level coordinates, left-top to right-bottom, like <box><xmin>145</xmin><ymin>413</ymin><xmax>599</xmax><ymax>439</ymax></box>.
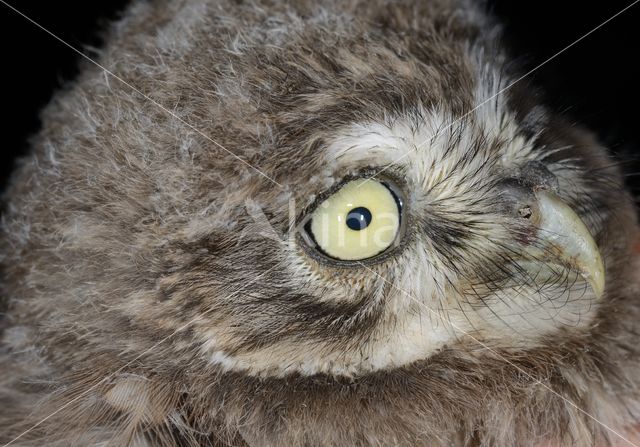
<box><xmin>3</xmin><ymin>0</ymin><xmax>640</xmax><ymax>445</ymax></box>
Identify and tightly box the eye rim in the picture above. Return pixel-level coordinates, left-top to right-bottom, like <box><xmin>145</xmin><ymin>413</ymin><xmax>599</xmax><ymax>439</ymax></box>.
<box><xmin>296</xmin><ymin>171</ymin><xmax>408</xmax><ymax>267</ymax></box>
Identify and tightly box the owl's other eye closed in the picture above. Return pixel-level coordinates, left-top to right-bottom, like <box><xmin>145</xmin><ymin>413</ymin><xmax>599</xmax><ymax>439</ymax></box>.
<box><xmin>302</xmin><ymin>178</ymin><xmax>404</xmax><ymax>262</ymax></box>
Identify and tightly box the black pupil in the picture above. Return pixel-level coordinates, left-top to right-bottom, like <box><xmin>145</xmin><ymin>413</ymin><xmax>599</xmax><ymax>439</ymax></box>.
<box><xmin>346</xmin><ymin>207</ymin><xmax>373</xmax><ymax>231</ymax></box>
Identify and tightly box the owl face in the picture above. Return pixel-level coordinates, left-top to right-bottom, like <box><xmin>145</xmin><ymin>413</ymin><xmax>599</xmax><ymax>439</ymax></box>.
<box><xmin>119</xmin><ymin>2</ymin><xmax>622</xmax><ymax>378</ymax></box>
<box><xmin>3</xmin><ymin>0</ymin><xmax>629</xmax><ymax>385</ymax></box>
<box><xmin>176</xmin><ymin>110</ymin><xmax>609</xmax><ymax>377</ymax></box>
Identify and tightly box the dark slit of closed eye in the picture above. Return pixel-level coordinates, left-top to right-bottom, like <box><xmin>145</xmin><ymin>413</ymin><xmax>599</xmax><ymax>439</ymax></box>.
<box><xmin>346</xmin><ymin>207</ymin><xmax>372</xmax><ymax>231</ymax></box>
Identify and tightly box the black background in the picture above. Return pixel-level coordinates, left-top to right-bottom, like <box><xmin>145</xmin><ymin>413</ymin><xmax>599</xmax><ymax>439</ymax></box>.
<box><xmin>1</xmin><ymin>1</ymin><xmax>639</xmax><ymax>198</ymax></box>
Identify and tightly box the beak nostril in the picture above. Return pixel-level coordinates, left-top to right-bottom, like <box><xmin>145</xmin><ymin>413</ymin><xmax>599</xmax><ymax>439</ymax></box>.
<box><xmin>518</xmin><ymin>206</ymin><xmax>533</xmax><ymax>219</ymax></box>
<box><xmin>496</xmin><ymin>162</ymin><xmax>559</xmax><ymax>219</ymax></box>
<box><xmin>495</xmin><ymin>178</ymin><xmax>537</xmax><ymax>219</ymax></box>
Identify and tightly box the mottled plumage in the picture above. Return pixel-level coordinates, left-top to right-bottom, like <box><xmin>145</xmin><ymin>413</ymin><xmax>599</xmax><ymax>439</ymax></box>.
<box><xmin>1</xmin><ymin>0</ymin><xmax>639</xmax><ymax>446</ymax></box>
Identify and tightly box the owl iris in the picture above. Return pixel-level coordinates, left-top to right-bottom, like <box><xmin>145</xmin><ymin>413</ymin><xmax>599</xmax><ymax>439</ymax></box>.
<box><xmin>306</xmin><ymin>179</ymin><xmax>402</xmax><ymax>261</ymax></box>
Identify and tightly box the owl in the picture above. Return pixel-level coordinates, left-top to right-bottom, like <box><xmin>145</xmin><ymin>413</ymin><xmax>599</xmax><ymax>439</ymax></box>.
<box><xmin>2</xmin><ymin>0</ymin><xmax>640</xmax><ymax>446</ymax></box>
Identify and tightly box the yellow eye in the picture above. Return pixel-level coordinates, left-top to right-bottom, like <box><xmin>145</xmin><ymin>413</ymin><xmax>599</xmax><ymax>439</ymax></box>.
<box><xmin>306</xmin><ymin>179</ymin><xmax>402</xmax><ymax>261</ymax></box>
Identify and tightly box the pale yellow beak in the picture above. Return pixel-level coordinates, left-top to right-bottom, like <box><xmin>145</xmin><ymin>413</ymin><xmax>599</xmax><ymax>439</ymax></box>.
<box><xmin>531</xmin><ymin>191</ymin><xmax>605</xmax><ymax>298</ymax></box>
